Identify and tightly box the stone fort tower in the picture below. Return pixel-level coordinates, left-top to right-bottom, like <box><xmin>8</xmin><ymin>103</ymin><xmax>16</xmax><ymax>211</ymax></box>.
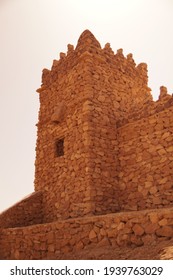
<box><xmin>34</xmin><ymin>30</ymin><xmax>172</xmax><ymax>222</ymax></box>
<box><xmin>0</xmin><ymin>30</ymin><xmax>173</xmax><ymax>260</ymax></box>
<box><xmin>35</xmin><ymin>30</ymin><xmax>151</xmax><ymax>221</ymax></box>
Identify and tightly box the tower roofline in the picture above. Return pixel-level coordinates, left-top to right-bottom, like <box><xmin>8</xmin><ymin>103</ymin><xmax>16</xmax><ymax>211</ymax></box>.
<box><xmin>75</xmin><ymin>29</ymin><xmax>101</xmax><ymax>52</ymax></box>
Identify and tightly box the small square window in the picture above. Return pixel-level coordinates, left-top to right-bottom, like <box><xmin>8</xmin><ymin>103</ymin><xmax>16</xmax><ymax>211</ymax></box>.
<box><xmin>55</xmin><ymin>139</ymin><xmax>64</xmax><ymax>157</ymax></box>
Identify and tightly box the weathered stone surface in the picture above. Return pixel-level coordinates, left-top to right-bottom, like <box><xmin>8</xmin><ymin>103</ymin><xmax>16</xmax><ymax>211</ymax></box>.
<box><xmin>149</xmin><ymin>213</ymin><xmax>159</xmax><ymax>224</ymax></box>
<box><xmin>156</xmin><ymin>226</ymin><xmax>173</xmax><ymax>237</ymax></box>
<box><xmin>0</xmin><ymin>192</ymin><xmax>43</xmax><ymax>228</ymax></box>
<box><xmin>159</xmin><ymin>218</ymin><xmax>168</xmax><ymax>226</ymax></box>
<box><xmin>75</xmin><ymin>241</ymin><xmax>84</xmax><ymax>250</ymax></box>
<box><xmin>142</xmin><ymin>234</ymin><xmax>156</xmax><ymax>245</ymax></box>
<box><xmin>97</xmin><ymin>237</ymin><xmax>110</xmax><ymax>247</ymax></box>
<box><xmin>130</xmin><ymin>235</ymin><xmax>144</xmax><ymax>246</ymax></box>
<box><xmin>1</xmin><ymin>208</ymin><xmax>173</xmax><ymax>259</ymax></box>
<box><xmin>89</xmin><ymin>230</ymin><xmax>97</xmax><ymax>241</ymax></box>
<box><xmin>51</xmin><ymin>102</ymin><xmax>66</xmax><ymax>123</ymax></box>
<box><xmin>132</xmin><ymin>224</ymin><xmax>144</xmax><ymax>236</ymax></box>
<box><xmin>144</xmin><ymin>223</ymin><xmax>158</xmax><ymax>234</ymax></box>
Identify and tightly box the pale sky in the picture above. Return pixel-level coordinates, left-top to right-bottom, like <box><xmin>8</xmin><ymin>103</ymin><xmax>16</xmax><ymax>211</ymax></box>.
<box><xmin>0</xmin><ymin>0</ymin><xmax>173</xmax><ymax>212</ymax></box>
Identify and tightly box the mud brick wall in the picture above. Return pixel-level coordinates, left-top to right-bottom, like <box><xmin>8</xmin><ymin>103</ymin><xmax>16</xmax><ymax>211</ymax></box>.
<box><xmin>1</xmin><ymin>207</ymin><xmax>173</xmax><ymax>260</ymax></box>
<box><xmin>0</xmin><ymin>191</ymin><xmax>43</xmax><ymax>228</ymax></box>
<box><xmin>118</xmin><ymin>106</ymin><xmax>173</xmax><ymax>211</ymax></box>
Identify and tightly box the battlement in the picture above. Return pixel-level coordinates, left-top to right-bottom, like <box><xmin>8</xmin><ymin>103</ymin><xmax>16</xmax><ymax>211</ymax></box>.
<box><xmin>118</xmin><ymin>87</ymin><xmax>173</xmax><ymax>127</ymax></box>
<box><xmin>38</xmin><ymin>30</ymin><xmax>151</xmax><ymax>113</ymax></box>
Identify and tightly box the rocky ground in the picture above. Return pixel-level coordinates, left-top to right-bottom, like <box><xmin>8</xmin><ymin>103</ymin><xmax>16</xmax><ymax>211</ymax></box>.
<box><xmin>60</xmin><ymin>238</ymin><xmax>173</xmax><ymax>260</ymax></box>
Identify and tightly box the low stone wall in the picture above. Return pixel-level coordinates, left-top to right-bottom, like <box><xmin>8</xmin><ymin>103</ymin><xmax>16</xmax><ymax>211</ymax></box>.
<box><xmin>0</xmin><ymin>191</ymin><xmax>43</xmax><ymax>228</ymax></box>
<box><xmin>1</xmin><ymin>207</ymin><xmax>173</xmax><ymax>259</ymax></box>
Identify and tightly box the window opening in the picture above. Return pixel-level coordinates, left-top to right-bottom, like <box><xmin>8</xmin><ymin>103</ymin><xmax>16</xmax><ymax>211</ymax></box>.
<box><xmin>55</xmin><ymin>139</ymin><xmax>64</xmax><ymax>157</ymax></box>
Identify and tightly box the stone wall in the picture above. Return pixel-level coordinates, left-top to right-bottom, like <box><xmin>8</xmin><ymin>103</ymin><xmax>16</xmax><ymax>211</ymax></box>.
<box><xmin>118</xmin><ymin>106</ymin><xmax>173</xmax><ymax>211</ymax></box>
<box><xmin>0</xmin><ymin>191</ymin><xmax>43</xmax><ymax>228</ymax></box>
<box><xmin>35</xmin><ymin>61</ymin><xmax>98</xmax><ymax>221</ymax></box>
<box><xmin>118</xmin><ymin>86</ymin><xmax>173</xmax><ymax>127</ymax></box>
<box><xmin>1</xmin><ymin>207</ymin><xmax>173</xmax><ymax>260</ymax></box>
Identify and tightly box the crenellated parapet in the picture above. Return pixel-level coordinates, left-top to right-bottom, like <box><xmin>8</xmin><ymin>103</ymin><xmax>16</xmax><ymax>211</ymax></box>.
<box><xmin>38</xmin><ymin>31</ymin><xmax>151</xmax><ymax>101</ymax></box>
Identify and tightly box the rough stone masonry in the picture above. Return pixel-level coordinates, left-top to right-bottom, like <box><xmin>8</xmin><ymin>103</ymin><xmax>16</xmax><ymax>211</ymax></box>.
<box><xmin>0</xmin><ymin>30</ymin><xmax>173</xmax><ymax>259</ymax></box>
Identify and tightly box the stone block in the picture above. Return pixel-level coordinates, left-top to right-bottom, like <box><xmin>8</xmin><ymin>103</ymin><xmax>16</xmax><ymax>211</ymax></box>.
<box><xmin>51</xmin><ymin>102</ymin><xmax>66</xmax><ymax>123</ymax></box>
<box><xmin>130</xmin><ymin>235</ymin><xmax>144</xmax><ymax>246</ymax></box>
<box><xmin>144</xmin><ymin>223</ymin><xmax>158</xmax><ymax>234</ymax></box>
<box><xmin>156</xmin><ymin>226</ymin><xmax>173</xmax><ymax>237</ymax></box>
<box><xmin>159</xmin><ymin>218</ymin><xmax>168</xmax><ymax>226</ymax></box>
<box><xmin>97</xmin><ymin>237</ymin><xmax>110</xmax><ymax>247</ymax></box>
<box><xmin>89</xmin><ymin>230</ymin><xmax>97</xmax><ymax>241</ymax></box>
<box><xmin>132</xmin><ymin>224</ymin><xmax>144</xmax><ymax>236</ymax></box>
<box><xmin>149</xmin><ymin>186</ymin><xmax>157</xmax><ymax>194</ymax></box>
<box><xmin>75</xmin><ymin>241</ymin><xmax>84</xmax><ymax>250</ymax></box>
<box><xmin>142</xmin><ymin>235</ymin><xmax>156</xmax><ymax>245</ymax></box>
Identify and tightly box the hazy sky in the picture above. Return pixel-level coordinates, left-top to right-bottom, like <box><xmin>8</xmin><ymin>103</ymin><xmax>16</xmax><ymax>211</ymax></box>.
<box><xmin>0</xmin><ymin>0</ymin><xmax>173</xmax><ymax>212</ymax></box>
